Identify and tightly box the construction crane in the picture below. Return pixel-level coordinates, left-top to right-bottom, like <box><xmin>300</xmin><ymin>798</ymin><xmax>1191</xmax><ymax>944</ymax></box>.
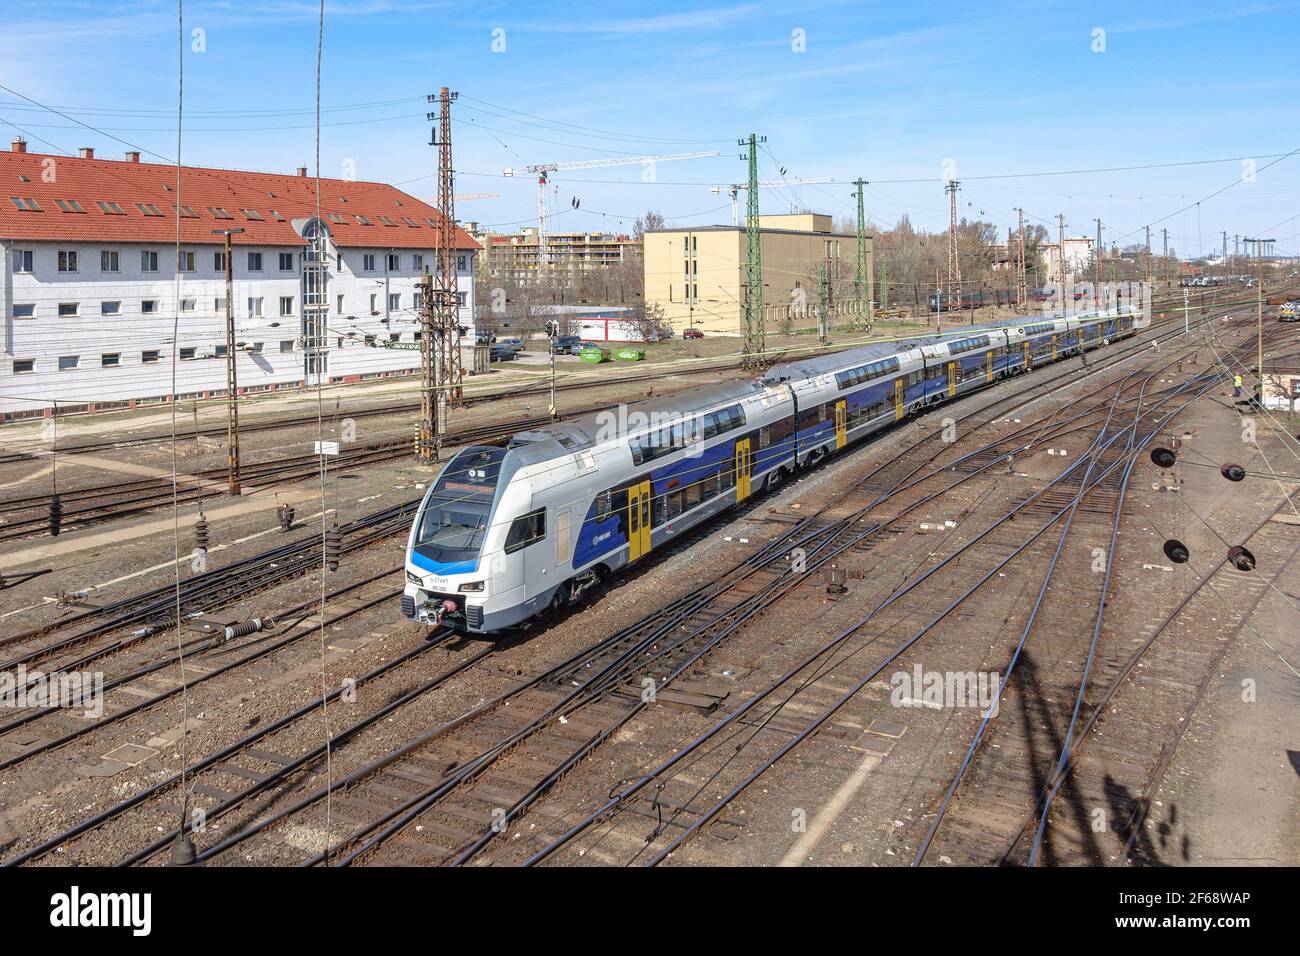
<box><xmin>502</xmin><ymin>151</ymin><xmax>718</xmax><ymax>270</ymax></box>
<box><xmin>451</xmin><ymin>192</ymin><xmax>500</xmax><ymax>202</ymax></box>
<box><xmin>711</xmin><ymin>178</ymin><xmax>833</xmax><ymax>226</ymax></box>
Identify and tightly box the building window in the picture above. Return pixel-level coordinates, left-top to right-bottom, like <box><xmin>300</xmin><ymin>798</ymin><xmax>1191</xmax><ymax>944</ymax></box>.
<box><xmin>101</xmin><ymin>301</ymin><xmax>121</xmax><ymax>316</ymax></box>
<box><xmin>369</xmin><ymin>293</ymin><xmax>378</xmax><ymax>314</ymax></box>
<box><xmin>247</xmin><ymin>252</ymin><xmax>263</xmax><ymax>272</ymax></box>
<box><xmin>214</xmin><ymin>344</ymin><xmax>228</xmax><ymax>358</ymax></box>
<box><xmin>58</xmin><ymin>250</ymin><xmax>78</xmax><ymax>272</ymax></box>
<box><xmin>412</xmin><ymin>254</ymin><xmax>424</xmax><ymax>271</ymax></box>
<box><xmin>141</xmin><ymin>350</ymin><xmax>160</xmax><ymax>364</ymax></box>
<box><xmin>141</xmin><ymin>250</ymin><xmax>159</xmax><ymax>272</ymax></box>
<box><xmin>387</xmin><ymin>253</ymin><xmax>399</xmax><ymax>271</ymax></box>
<box><xmin>280</xmin><ymin>340</ymin><xmax>295</xmax><ymax>353</ymax></box>
<box><xmin>180</xmin><ymin>298</ymin><xmax>196</xmax><ymax>312</ymax></box>
<box><xmin>413</xmin><ymin>291</ymin><xmax>423</xmax><ymax>310</ymax></box>
<box><xmin>389</xmin><ymin>333</ymin><xmax>400</xmax><ymax>343</ymax></box>
<box><xmin>456</xmin><ymin>292</ymin><xmax>466</xmax><ymax>306</ymax></box>
<box><xmin>215</xmin><ymin>297</ymin><xmax>228</xmax><ymax>314</ymax></box>
<box><xmin>142</xmin><ymin>299</ymin><xmax>158</xmax><ymax>314</ymax></box>
<box><xmin>214</xmin><ymin>251</ymin><xmax>227</xmax><ymax>272</ymax></box>
<box><xmin>179</xmin><ymin>347</ymin><xmax>196</xmax><ymax>360</ymax></box>
<box><xmin>101</xmin><ymin>353</ymin><xmax>121</xmax><ymax>368</ymax></box>
<box><xmin>13</xmin><ymin>303</ymin><xmax>35</xmax><ymax>319</ymax></box>
<box><xmin>363</xmin><ymin>254</ymin><xmax>376</xmax><ymax>272</ymax></box>
<box><xmin>58</xmin><ymin>355</ymin><xmax>79</xmax><ymax>371</ymax></box>
<box><xmin>13</xmin><ymin>359</ymin><xmax>34</xmax><ymax>374</ymax></box>
<box><xmin>336</xmin><ymin>294</ymin><xmax>345</xmax><ymax>313</ymax></box>
<box><xmin>279</xmin><ymin>252</ymin><xmax>294</xmax><ymax>271</ymax></box>
<box><xmin>279</xmin><ymin>296</ymin><xmax>294</xmax><ymax>316</ymax></box>
<box><xmin>58</xmin><ymin>302</ymin><xmax>79</xmax><ymax>317</ymax></box>
<box><xmin>14</xmin><ymin>249</ymin><xmax>33</xmax><ymax>272</ymax></box>
<box><xmin>388</xmin><ymin>292</ymin><xmax>400</xmax><ymax>311</ymax></box>
<box><xmin>178</xmin><ymin>251</ymin><xmax>195</xmax><ymax>272</ymax></box>
<box><xmin>100</xmin><ymin>250</ymin><xmax>120</xmax><ymax>272</ymax></box>
<box><xmin>457</xmin><ymin>255</ymin><xmax>467</xmax><ymax>271</ymax></box>
<box><xmin>250</xmin><ymin>342</ymin><xmax>264</xmax><ymax>353</ymax></box>
<box><xmin>248</xmin><ymin>297</ymin><xmax>264</xmax><ymax>317</ymax></box>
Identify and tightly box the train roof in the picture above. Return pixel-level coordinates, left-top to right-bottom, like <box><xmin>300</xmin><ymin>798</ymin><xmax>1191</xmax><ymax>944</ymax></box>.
<box><xmin>507</xmin><ymin>378</ymin><xmax>764</xmax><ymax>460</ymax></box>
<box><xmin>763</xmin><ymin>337</ymin><xmax>933</xmax><ymax>383</ymax></box>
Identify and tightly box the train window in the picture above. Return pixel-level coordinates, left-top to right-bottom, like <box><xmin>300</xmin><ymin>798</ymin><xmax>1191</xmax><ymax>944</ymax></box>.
<box><xmin>759</xmin><ymin>426</ymin><xmax>771</xmax><ymax>448</ymax></box>
<box><xmin>702</xmin><ymin>473</ymin><xmax>719</xmax><ymax>500</ymax></box>
<box><xmin>685</xmin><ymin>477</ymin><xmax>703</xmax><ymax>509</ymax></box>
<box><xmin>702</xmin><ymin>413</ymin><xmax>719</xmax><ymax>439</ymax></box>
<box><xmin>720</xmin><ymin>465</ymin><xmax>735</xmax><ymax>491</ymax></box>
<box><xmin>666</xmin><ymin>490</ymin><xmax>683</xmax><ymax>520</ymax></box>
<box><xmin>630</xmin><ymin>500</ymin><xmax>638</xmax><ymax>533</ymax></box>
<box><xmin>504</xmin><ymin>508</ymin><xmax>546</xmax><ymax>554</ymax></box>
<box><xmin>817</xmin><ymin>403</ymin><xmax>827</xmax><ymax>422</ymax></box>
<box><xmin>594</xmin><ymin>490</ymin><xmax>614</xmax><ymax>522</ymax></box>
<box><xmin>651</xmin><ymin>496</ymin><xmax>666</xmax><ymax>527</ymax></box>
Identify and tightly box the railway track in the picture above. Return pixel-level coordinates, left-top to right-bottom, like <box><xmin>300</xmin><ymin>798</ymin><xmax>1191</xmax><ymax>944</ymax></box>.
<box><xmin>1</xmin><ymin>301</ymin><xmax>1281</xmax><ymax>866</ymax></box>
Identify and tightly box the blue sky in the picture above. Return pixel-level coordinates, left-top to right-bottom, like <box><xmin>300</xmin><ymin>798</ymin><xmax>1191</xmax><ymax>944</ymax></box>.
<box><xmin>2</xmin><ymin>0</ymin><xmax>1298</xmax><ymax>256</ymax></box>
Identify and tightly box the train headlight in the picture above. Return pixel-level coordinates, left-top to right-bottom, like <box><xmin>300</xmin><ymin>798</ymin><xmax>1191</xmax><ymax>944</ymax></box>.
<box><xmin>406</xmin><ymin>570</ymin><xmax>423</xmax><ymax>585</ymax></box>
<box><xmin>459</xmin><ymin>581</ymin><xmax>484</xmax><ymax>592</ymax></box>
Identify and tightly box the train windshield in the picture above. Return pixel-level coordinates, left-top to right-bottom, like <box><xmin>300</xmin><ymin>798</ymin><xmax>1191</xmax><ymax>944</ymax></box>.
<box><xmin>413</xmin><ymin>446</ymin><xmax>508</xmax><ymax>564</ymax></box>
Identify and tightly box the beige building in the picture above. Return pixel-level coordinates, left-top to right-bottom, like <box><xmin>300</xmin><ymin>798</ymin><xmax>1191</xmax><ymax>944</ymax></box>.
<box><xmin>1045</xmin><ymin>236</ymin><xmax>1093</xmax><ymax>285</ymax></box>
<box><xmin>470</xmin><ymin>225</ymin><xmax>638</xmax><ymax>281</ymax></box>
<box><xmin>643</xmin><ymin>213</ymin><xmax>871</xmax><ymax>336</ymax></box>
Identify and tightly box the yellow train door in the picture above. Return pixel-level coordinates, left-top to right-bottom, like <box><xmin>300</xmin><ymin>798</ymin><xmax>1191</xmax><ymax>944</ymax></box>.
<box><xmin>735</xmin><ymin>439</ymin><xmax>752</xmax><ymax>501</ymax></box>
<box><xmin>1050</xmin><ymin>334</ymin><xmax>1058</xmax><ymax>361</ymax></box>
<box><xmin>627</xmin><ymin>479</ymin><xmax>652</xmax><ymax>561</ymax></box>
<box><xmin>834</xmin><ymin>400</ymin><xmax>847</xmax><ymax>448</ymax></box>
<box><xmin>947</xmin><ymin>361</ymin><xmax>958</xmax><ymax>398</ymax></box>
<box><xmin>985</xmin><ymin>351</ymin><xmax>994</xmax><ymax>382</ymax></box>
<box><xmin>1023</xmin><ymin>341</ymin><xmax>1033</xmax><ymax>370</ymax></box>
<box><xmin>894</xmin><ymin>379</ymin><xmax>905</xmax><ymax>421</ymax></box>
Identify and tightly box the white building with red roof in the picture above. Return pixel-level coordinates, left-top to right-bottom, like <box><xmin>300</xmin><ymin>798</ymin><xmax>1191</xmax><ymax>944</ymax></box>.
<box><xmin>0</xmin><ymin>139</ymin><xmax>478</xmax><ymax>420</ymax></box>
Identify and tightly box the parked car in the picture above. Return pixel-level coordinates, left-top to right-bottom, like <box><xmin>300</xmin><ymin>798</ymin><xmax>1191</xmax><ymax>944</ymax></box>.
<box><xmin>500</xmin><ymin>337</ymin><xmax>525</xmax><ymax>352</ymax></box>
<box><xmin>549</xmin><ymin>334</ymin><xmax>581</xmax><ymax>354</ymax></box>
<box><xmin>570</xmin><ymin>339</ymin><xmax>599</xmax><ymax>355</ymax></box>
<box><xmin>476</xmin><ymin>331</ymin><xmax>497</xmax><ymax>345</ymax></box>
<box><xmin>489</xmin><ymin>343</ymin><xmax>516</xmax><ymax>361</ymax></box>
<box><xmin>683</xmin><ymin>327</ymin><xmax>705</xmax><ymax>339</ymax></box>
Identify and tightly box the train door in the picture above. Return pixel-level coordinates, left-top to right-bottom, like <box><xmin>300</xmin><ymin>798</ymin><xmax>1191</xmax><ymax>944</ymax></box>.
<box><xmin>947</xmin><ymin>361</ymin><xmax>958</xmax><ymax>398</ymax></box>
<box><xmin>735</xmin><ymin>439</ymin><xmax>753</xmax><ymax>501</ymax></box>
<box><xmin>984</xmin><ymin>351</ymin><xmax>994</xmax><ymax>382</ymax></box>
<box><xmin>1023</xmin><ymin>341</ymin><xmax>1033</xmax><ymax>370</ymax></box>
<box><xmin>894</xmin><ymin>379</ymin><xmax>905</xmax><ymax>421</ymax></box>
<box><xmin>1050</xmin><ymin>334</ymin><xmax>1058</xmax><ymax>361</ymax></box>
<box><xmin>834</xmin><ymin>400</ymin><xmax>847</xmax><ymax>449</ymax></box>
<box><xmin>627</xmin><ymin>480</ymin><xmax>652</xmax><ymax>562</ymax></box>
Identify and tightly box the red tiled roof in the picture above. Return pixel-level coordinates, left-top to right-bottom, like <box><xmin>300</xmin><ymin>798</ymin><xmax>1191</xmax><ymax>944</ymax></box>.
<box><xmin>0</xmin><ymin>148</ymin><xmax>478</xmax><ymax>250</ymax></box>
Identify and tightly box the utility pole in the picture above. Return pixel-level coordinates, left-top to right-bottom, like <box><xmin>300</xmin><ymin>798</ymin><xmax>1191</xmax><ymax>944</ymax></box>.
<box><xmin>1094</xmin><ymin>218</ymin><xmax>1102</xmax><ymax>309</ymax></box>
<box><xmin>853</xmin><ymin>177</ymin><xmax>869</xmax><ymax>325</ymax></box>
<box><xmin>1016</xmin><ymin>207</ymin><xmax>1028</xmax><ymax>314</ymax></box>
<box><xmin>1057</xmin><ymin>213</ymin><xmax>1067</xmax><ymax>314</ymax></box>
<box><xmin>1221</xmin><ymin>230</ymin><xmax>1228</xmax><ymax>271</ymax></box>
<box><xmin>740</xmin><ymin>133</ymin><xmax>765</xmax><ymax>370</ymax></box>
<box><xmin>945</xmin><ymin>180</ymin><xmax>962</xmax><ymax>313</ymax></box>
<box><xmin>213</xmin><ymin>226</ymin><xmax>245</xmax><ymax>495</ymax></box>
<box><xmin>1145</xmin><ymin>225</ymin><xmax>1153</xmax><ymax>293</ymax></box>
<box><xmin>880</xmin><ymin>257</ymin><xmax>889</xmax><ymax>312</ymax></box>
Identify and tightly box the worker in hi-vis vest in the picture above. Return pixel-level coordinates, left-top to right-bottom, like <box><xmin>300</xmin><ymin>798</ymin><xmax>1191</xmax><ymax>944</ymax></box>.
<box><xmin>1233</xmin><ymin>373</ymin><xmax>1243</xmax><ymax>398</ymax></box>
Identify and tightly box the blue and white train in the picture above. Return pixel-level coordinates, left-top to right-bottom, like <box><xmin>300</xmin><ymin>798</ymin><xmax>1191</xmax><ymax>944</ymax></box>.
<box><xmin>402</xmin><ymin>307</ymin><xmax>1141</xmax><ymax>633</ymax></box>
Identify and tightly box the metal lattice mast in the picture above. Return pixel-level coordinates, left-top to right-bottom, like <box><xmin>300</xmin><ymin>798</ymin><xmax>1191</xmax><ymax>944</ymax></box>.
<box><xmin>1094</xmin><ymin>218</ymin><xmax>1103</xmax><ymax>308</ymax></box>
<box><xmin>1016</xmin><ymin>207</ymin><xmax>1028</xmax><ymax>314</ymax></box>
<box><xmin>881</xmin><ymin>257</ymin><xmax>889</xmax><ymax>312</ymax></box>
<box><xmin>818</xmin><ymin>263</ymin><xmax>828</xmax><ymax>344</ymax></box>
<box><xmin>1058</xmin><ymin>213</ymin><xmax>1067</xmax><ymax>311</ymax></box>
<box><xmin>853</xmin><ymin>177</ymin><xmax>868</xmax><ymax>324</ymax></box>
<box><xmin>945</xmin><ymin>180</ymin><xmax>961</xmax><ymax>311</ymax></box>
<box><xmin>434</xmin><ymin>88</ymin><xmax>462</xmax><ymax>409</ymax></box>
<box><xmin>741</xmin><ymin>133</ymin><xmax>765</xmax><ymax>369</ymax></box>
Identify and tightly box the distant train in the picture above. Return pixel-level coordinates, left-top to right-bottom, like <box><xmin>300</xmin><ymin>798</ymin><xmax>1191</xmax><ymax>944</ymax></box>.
<box><xmin>402</xmin><ymin>308</ymin><xmax>1141</xmax><ymax>633</ymax></box>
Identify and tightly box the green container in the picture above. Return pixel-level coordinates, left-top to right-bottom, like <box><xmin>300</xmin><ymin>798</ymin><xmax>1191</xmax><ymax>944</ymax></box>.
<box><xmin>579</xmin><ymin>346</ymin><xmax>611</xmax><ymax>364</ymax></box>
<box><xmin>615</xmin><ymin>347</ymin><xmax>645</xmax><ymax>362</ymax></box>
